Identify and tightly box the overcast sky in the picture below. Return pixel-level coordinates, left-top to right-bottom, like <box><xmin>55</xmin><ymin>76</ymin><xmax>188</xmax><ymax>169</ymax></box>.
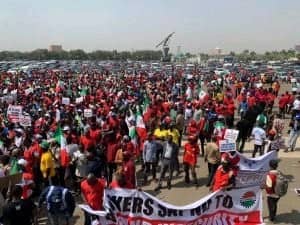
<box><xmin>0</xmin><ymin>0</ymin><xmax>299</xmax><ymax>53</ymax></box>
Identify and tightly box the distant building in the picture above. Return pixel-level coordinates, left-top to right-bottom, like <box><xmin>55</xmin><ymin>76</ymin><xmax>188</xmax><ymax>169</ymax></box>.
<box><xmin>49</xmin><ymin>45</ymin><xmax>63</xmax><ymax>52</ymax></box>
<box><xmin>215</xmin><ymin>47</ymin><xmax>222</xmax><ymax>55</ymax></box>
<box><xmin>295</xmin><ymin>45</ymin><xmax>300</xmax><ymax>53</ymax></box>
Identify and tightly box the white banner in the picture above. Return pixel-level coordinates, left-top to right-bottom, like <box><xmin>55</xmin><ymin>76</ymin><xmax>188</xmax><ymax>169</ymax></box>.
<box><xmin>237</xmin><ymin>150</ymin><xmax>277</xmax><ymax>171</ymax></box>
<box><xmin>103</xmin><ymin>187</ymin><xmax>263</xmax><ymax>225</ymax></box>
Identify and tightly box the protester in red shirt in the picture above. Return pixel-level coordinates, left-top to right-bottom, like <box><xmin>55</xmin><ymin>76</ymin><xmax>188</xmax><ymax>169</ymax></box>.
<box><xmin>183</xmin><ymin>136</ymin><xmax>199</xmax><ymax>186</ymax></box>
<box><xmin>265</xmin><ymin>159</ymin><xmax>280</xmax><ymax>222</ymax></box>
<box><xmin>211</xmin><ymin>156</ymin><xmax>234</xmax><ymax>192</ymax></box>
<box><xmin>247</xmin><ymin>94</ymin><xmax>256</xmax><ymax>109</ymax></box>
<box><xmin>186</xmin><ymin>120</ymin><xmax>199</xmax><ymax>137</ymax></box>
<box><xmin>122</xmin><ymin>151</ymin><xmax>136</xmax><ymax>189</ymax></box>
<box><xmin>278</xmin><ymin>94</ymin><xmax>288</xmax><ymax>118</ymax></box>
<box><xmin>81</xmin><ymin>173</ymin><xmax>106</xmax><ymax>225</ymax></box>
<box><xmin>80</xmin><ymin>128</ymin><xmax>96</xmax><ymax>151</ymax></box>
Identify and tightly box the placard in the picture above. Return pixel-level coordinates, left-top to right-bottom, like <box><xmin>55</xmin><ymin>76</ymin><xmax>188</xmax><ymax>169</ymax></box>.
<box><xmin>7</xmin><ymin>105</ymin><xmax>23</xmax><ymax>123</ymax></box>
<box><xmin>224</xmin><ymin>129</ymin><xmax>239</xmax><ymax>141</ymax></box>
<box><xmin>62</xmin><ymin>97</ymin><xmax>70</xmax><ymax>105</ymax></box>
<box><xmin>75</xmin><ymin>96</ymin><xmax>84</xmax><ymax>104</ymax></box>
<box><xmin>19</xmin><ymin>115</ymin><xmax>32</xmax><ymax>127</ymax></box>
<box><xmin>219</xmin><ymin>139</ymin><xmax>236</xmax><ymax>152</ymax></box>
<box><xmin>84</xmin><ymin>109</ymin><xmax>93</xmax><ymax>118</ymax></box>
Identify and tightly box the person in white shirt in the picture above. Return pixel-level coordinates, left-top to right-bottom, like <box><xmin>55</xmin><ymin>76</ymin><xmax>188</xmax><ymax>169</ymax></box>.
<box><xmin>292</xmin><ymin>96</ymin><xmax>300</xmax><ymax>116</ymax></box>
<box><xmin>251</xmin><ymin>123</ymin><xmax>266</xmax><ymax>157</ymax></box>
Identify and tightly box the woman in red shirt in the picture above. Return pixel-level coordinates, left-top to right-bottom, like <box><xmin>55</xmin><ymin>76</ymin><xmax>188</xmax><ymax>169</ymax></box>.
<box><xmin>183</xmin><ymin>136</ymin><xmax>199</xmax><ymax>186</ymax></box>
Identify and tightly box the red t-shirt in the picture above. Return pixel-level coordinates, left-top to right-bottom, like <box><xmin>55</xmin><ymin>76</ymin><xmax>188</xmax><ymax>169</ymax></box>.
<box><xmin>122</xmin><ymin>160</ymin><xmax>136</xmax><ymax>189</ymax></box>
<box><xmin>80</xmin><ymin>135</ymin><xmax>96</xmax><ymax>151</ymax></box>
<box><xmin>81</xmin><ymin>179</ymin><xmax>105</xmax><ymax>210</ymax></box>
<box><xmin>90</xmin><ymin>129</ymin><xmax>101</xmax><ymax>143</ymax></box>
<box><xmin>213</xmin><ymin>166</ymin><xmax>231</xmax><ymax>192</ymax></box>
<box><xmin>183</xmin><ymin>143</ymin><xmax>199</xmax><ymax>166</ymax></box>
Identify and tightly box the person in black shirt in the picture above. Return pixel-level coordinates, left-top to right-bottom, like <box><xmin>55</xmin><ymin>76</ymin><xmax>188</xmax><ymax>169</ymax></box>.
<box><xmin>3</xmin><ymin>185</ymin><xmax>37</xmax><ymax>225</ymax></box>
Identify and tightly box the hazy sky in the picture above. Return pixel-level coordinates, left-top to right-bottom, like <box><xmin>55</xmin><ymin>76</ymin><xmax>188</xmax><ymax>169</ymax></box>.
<box><xmin>0</xmin><ymin>0</ymin><xmax>299</xmax><ymax>53</ymax></box>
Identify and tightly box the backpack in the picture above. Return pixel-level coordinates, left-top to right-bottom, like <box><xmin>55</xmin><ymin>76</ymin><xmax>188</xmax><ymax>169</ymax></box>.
<box><xmin>46</xmin><ymin>186</ymin><xmax>68</xmax><ymax>213</ymax></box>
<box><xmin>274</xmin><ymin>172</ymin><xmax>288</xmax><ymax>197</ymax></box>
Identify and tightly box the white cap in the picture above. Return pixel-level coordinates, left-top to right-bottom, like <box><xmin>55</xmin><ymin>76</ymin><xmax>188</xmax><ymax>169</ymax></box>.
<box><xmin>63</xmin><ymin>126</ymin><xmax>70</xmax><ymax>131</ymax></box>
<box><xmin>17</xmin><ymin>158</ymin><xmax>28</xmax><ymax>166</ymax></box>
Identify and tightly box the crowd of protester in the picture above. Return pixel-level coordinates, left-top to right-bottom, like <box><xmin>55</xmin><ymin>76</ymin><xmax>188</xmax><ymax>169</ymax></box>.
<box><xmin>0</xmin><ymin>68</ymin><xmax>298</xmax><ymax>224</ymax></box>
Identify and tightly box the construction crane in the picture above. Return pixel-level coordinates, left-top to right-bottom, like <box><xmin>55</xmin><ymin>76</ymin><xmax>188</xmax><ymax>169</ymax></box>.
<box><xmin>155</xmin><ymin>32</ymin><xmax>175</xmax><ymax>62</ymax></box>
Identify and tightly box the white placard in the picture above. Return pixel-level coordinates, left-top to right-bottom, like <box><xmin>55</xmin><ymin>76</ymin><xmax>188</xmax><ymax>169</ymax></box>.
<box><xmin>7</xmin><ymin>105</ymin><xmax>23</xmax><ymax>123</ymax></box>
<box><xmin>62</xmin><ymin>97</ymin><xmax>70</xmax><ymax>105</ymax></box>
<box><xmin>219</xmin><ymin>139</ymin><xmax>236</xmax><ymax>152</ymax></box>
<box><xmin>84</xmin><ymin>109</ymin><xmax>93</xmax><ymax>118</ymax></box>
<box><xmin>75</xmin><ymin>97</ymin><xmax>83</xmax><ymax>104</ymax></box>
<box><xmin>19</xmin><ymin>115</ymin><xmax>32</xmax><ymax>127</ymax></box>
<box><xmin>224</xmin><ymin>129</ymin><xmax>239</xmax><ymax>141</ymax></box>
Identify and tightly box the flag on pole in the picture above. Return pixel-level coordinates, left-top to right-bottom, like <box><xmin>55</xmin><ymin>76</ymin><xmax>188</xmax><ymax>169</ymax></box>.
<box><xmin>136</xmin><ymin>106</ymin><xmax>147</xmax><ymax>141</ymax></box>
<box><xmin>53</xmin><ymin>126</ymin><xmax>69</xmax><ymax>167</ymax></box>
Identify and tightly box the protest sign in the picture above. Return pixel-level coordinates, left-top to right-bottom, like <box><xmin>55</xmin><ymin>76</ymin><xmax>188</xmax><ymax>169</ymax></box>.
<box><xmin>19</xmin><ymin>115</ymin><xmax>32</xmax><ymax>127</ymax></box>
<box><xmin>84</xmin><ymin>109</ymin><xmax>93</xmax><ymax>118</ymax></box>
<box><xmin>7</xmin><ymin>105</ymin><xmax>23</xmax><ymax>123</ymax></box>
<box><xmin>62</xmin><ymin>97</ymin><xmax>70</xmax><ymax>105</ymax></box>
<box><xmin>219</xmin><ymin>140</ymin><xmax>236</xmax><ymax>152</ymax></box>
<box><xmin>103</xmin><ymin>186</ymin><xmax>263</xmax><ymax>225</ymax></box>
<box><xmin>75</xmin><ymin>96</ymin><xmax>84</xmax><ymax>104</ymax></box>
<box><xmin>224</xmin><ymin>129</ymin><xmax>239</xmax><ymax>141</ymax></box>
<box><xmin>236</xmin><ymin>170</ymin><xmax>268</xmax><ymax>188</ymax></box>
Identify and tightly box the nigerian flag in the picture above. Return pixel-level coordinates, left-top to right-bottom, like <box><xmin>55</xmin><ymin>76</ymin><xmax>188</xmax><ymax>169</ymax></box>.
<box><xmin>136</xmin><ymin>106</ymin><xmax>147</xmax><ymax>141</ymax></box>
<box><xmin>53</xmin><ymin>125</ymin><xmax>70</xmax><ymax>167</ymax></box>
<box><xmin>53</xmin><ymin>126</ymin><xmax>66</xmax><ymax>149</ymax></box>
